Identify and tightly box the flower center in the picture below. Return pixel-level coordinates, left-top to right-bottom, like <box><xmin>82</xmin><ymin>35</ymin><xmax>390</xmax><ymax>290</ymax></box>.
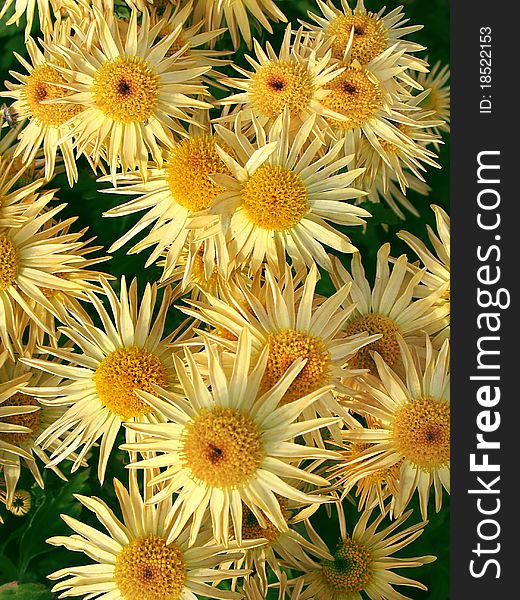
<box><xmin>250</xmin><ymin>61</ymin><xmax>314</xmax><ymax>118</ymax></box>
<box><xmin>94</xmin><ymin>346</ymin><xmax>167</xmax><ymax>420</ymax></box>
<box><xmin>321</xmin><ymin>537</ymin><xmax>372</xmax><ymax>593</ymax></box>
<box><xmin>327</xmin><ymin>13</ymin><xmax>388</xmax><ymax>63</ymax></box>
<box><xmin>323</xmin><ymin>67</ymin><xmax>382</xmax><ymax>130</ymax></box>
<box><xmin>8</xmin><ymin>490</ymin><xmax>32</xmax><ymax>516</ymax></box>
<box><xmin>166</xmin><ymin>135</ymin><xmax>231</xmax><ymax>212</ymax></box>
<box><xmin>0</xmin><ymin>234</ymin><xmax>20</xmax><ymax>291</ymax></box>
<box><xmin>0</xmin><ymin>393</ymin><xmax>41</xmax><ymax>445</ymax></box>
<box><xmin>241</xmin><ymin>166</ymin><xmax>308</xmax><ymax>231</ymax></box>
<box><xmin>344</xmin><ymin>313</ymin><xmax>400</xmax><ymax>371</ymax></box>
<box><xmin>241</xmin><ymin>499</ymin><xmax>288</xmax><ymax>543</ymax></box>
<box><xmin>114</xmin><ymin>535</ymin><xmax>186</xmax><ymax>600</ymax></box>
<box><xmin>24</xmin><ymin>63</ymin><xmax>81</xmax><ymax>127</ymax></box>
<box><xmin>261</xmin><ymin>329</ymin><xmax>331</xmax><ymax>404</ymax></box>
<box><xmin>93</xmin><ymin>56</ymin><xmax>160</xmax><ymax>124</ymax></box>
<box><xmin>393</xmin><ymin>397</ymin><xmax>450</xmax><ymax>470</ymax></box>
<box><xmin>180</xmin><ymin>407</ymin><xmax>264</xmax><ymax>488</ymax></box>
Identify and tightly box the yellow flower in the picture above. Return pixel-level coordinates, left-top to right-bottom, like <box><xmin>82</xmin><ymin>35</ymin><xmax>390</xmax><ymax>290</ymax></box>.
<box><xmin>22</xmin><ymin>277</ymin><xmax>188</xmax><ymax>483</ymax></box>
<box><xmin>123</xmin><ymin>329</ymin><xmax>339</xmax><ymax>546</ymax></box>
<box><xmin>283</xmin><ymin>502</ymin><xmax>435</xmax><ymax>599</ymax></box>
<box><xmin>207</xmin><ymin>112</ymin><xmax>369</xmax><ymax>276</ymax></box>
<box><xmin>46</xmin><ymin>7</ymin><xmax>211</xmax><ymax>178</ymax></box>
<box><xmin>342</xmin><ymin>336</ymin><xmax>450</xmax><ymax>519</ymax></box>
<box><xmin>47</xmin><ymin>472</ymin><xmax>254</xmax><ymax>600</ymax></box>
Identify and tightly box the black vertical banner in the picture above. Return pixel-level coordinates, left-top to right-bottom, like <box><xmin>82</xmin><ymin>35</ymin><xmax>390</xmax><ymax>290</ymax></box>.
<box><xmin>451</xmin><ymin>1</ymin><xmax>518</xmax><ymax>597</ymax></box>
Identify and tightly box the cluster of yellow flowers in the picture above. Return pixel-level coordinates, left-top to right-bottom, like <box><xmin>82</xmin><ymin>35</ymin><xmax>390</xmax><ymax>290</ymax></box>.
<box><xmin>0</xmin><ymin>0</ymin><xmax>450</xmax><ymax>598</ymax></box>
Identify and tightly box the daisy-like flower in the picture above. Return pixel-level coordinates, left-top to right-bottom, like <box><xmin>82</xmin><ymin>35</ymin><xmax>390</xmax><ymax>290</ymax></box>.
<box><xmin>47</xmin><ymin>7</ymin><xmax>211</xmax><ymax>177</ymax></box>
<box><xmin>205</xmin><ymin>112</ymin><xmax>369</xmax><ymax>276</ymax></box>
<box><xmin>123</xmin><ymin>329</ymin><xmax>340</xmax><ymax>546</ymax></box>
<box><xmin>283</xmin><ymin>503</ymin><xmax>436</xmax><ymax>600</ymax></box>
<box><xmin>1</xmin><ymin>25</ymin><xmax>83</xmax><ymax>186</ymax></box>
<box><xmin>192</xmin><ymin>0</ymin><xmax>287</xmax><ymax>50</ymax></box>
<box><xmin>216</xmin><ymin>26</ymin><xmax>347</xmax><ymax>139</ymax></box>
<box><xmin>416</xmin><ymin>60</ymin><xmax>450</xmax><ymax>144</ymax></box>
<box><xmin>181</xmin><ymin>264</ymin><xmax>380</xmax><ymax>443</ymax></box>
<box><xmin>341</xmin><ymin>336</ymin><xmax>450</xmax><ymax>519</ymax></box>
<box><xmin>21</xmin><ymin>277</ymin><xmax>188</xmax><ymax>482</ymax></box>
<box><xmin>101</xmin><ymin>126</ymin><xmax>231</xmax><ymax>283</ymax></box>
<box><xmin>4</xmin><ymin>489</ymin><xmax>32</xmax><ymax>516</ymax></box>
<box><xmin>318</xmin><ymin>52</ymin><xmax>433</xmax><ymax>168</ymax></box>
<box><xmin>303</xmin><ymin>0</ymin><xmax>427</xmax><ymax>71</ymax></box>
<box><xmin>330</xmin><ymin>243</ymin><xmax>449</xmax><ymax>374</ymax></box>
<box><xmin>0</xmin><ymin>194</ymin><xmax>100</xmax><ymax>357</ymax></box>
<box><xmin>0</xmin><ymin>351</ymin><xmax>69</xmax><ymax>508</ymax></box>
<box><xmin>397</xmin><ymin>204</ymin><xmax>450</xmax><ymax>346</ymax></box>
<box><xmin>47</xmin><ymin>472</ymin><xmax>253</xmax><ymax>600</ymax></box>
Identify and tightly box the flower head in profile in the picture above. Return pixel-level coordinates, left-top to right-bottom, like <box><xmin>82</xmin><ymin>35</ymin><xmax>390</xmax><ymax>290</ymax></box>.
<box><xmin>47</xmin><ymin>471</ymin><xmax>252</xmax><ymax>600</ymax></box>
<box><xmin>330</xmin><ymin>243</ymin><xmax>449</xmax><ymax>374</ymax></box>
<box><xmin>0</xmin><ymin>351</ymin><xmax>69</xmax><ymax>507</ymax></box>
<box><xmin>341</xmin><ymin>336</ymin><xmax>450</xmax><ymax>519</ymax></box>
<box><xmin>416</xmin><ymin>60</ymin><xmax>450</xmax><ymax>146</ymax></box>
<box><xmin>282</xmin><ymin>502</ymin><xmax>435</xmax><ymax>600</ymax></box>
<box><xmin>123</xmin><ymin>329</ymin><xmax>340</xmax><ymax>546</ymax></box>
<box><xmin>46</xmin><ymin>7</ymin><xmax>211</xmax><ymax>177</ymax></box>
<box><xmin>397</xmin><ymin>204</ymin><xmax>450</xmax><ymax>345</ymax></box>
<box><xmin>22</xmin><ymin>277</ymin><xmax>187</xmax><ymax>483</ymax></box>
<box><xmin>206</xmin><ymin>112</ymin><xmax>369</xmax><ymax>276</ymax></box>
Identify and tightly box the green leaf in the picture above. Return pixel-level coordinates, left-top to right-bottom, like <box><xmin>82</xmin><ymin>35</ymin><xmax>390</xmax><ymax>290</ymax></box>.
<box><xmin>0</xmin><ymin>582</ymin><xmax>52</xmax><ymax>600</ymax></box>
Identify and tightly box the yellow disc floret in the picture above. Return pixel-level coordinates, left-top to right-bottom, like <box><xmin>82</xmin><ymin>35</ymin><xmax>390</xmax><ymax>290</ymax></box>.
<box><xmin>114</xmin><ymin>535</ymin><xmax>186</xmax><ymax>600</ymax></box>
<box><xmin>250</xmin><ymin>61</ymin><xmax>314</xmax><ymax>118</ymax></box>
<box><xmin>393</xmin><ymin>397</ymin><xmax>450</xmax><ymax>470</ymax></box>
<box><xmin>0</xmin><ymin>234</ymin><xmax>20</xmax><ymax>291</ymax></box>
<box><xmin>321</xmin><ymin>537</ymin><xmax>372</xmax><ymax>593</ymax></box>
<box><xmin>94</xmin><ymin>346</ymin><xmax>167</xmax><ymax>420</ymax></box>
<box><xmin>323</xmin><ymin>66</ymin><xmax>382</xmax><ymax>130</ymax></box>
<box><xmin>0</xmin><ymin>393</ymin><xmax>41</xmax><ymax>445</ymax></box>
<box><xmin>262</xmin><ymin>329</ymin><xmax>331</xmax><ymax>403</ymax></box>
<box><xmin>344</xmin><ymin>313</ymin><xmax>400</xmax><ymax>370</ymax></box>
<box><xmin>24</xmin><ymin>63</ymin><xmax>81</xmax><ymax>127</ymax></box>
<box><xmin>166</xmin><ymin>135</ymin><xmax>231</xmax><ymax>212</ymax></box>
<box><xmin>327</xmin><ymin>13</ymin><xmax>388</xmax><ymax>64</ymax></box>
<box><xmin>93</xmin><ymin>56</ymin><xmax>160</xmax><ymax>124</ymax></box>
<box><xmin>181</xmin><ymin>407</ymin><xmax>264</xmax><ymax>488</ymax></box>
<box><xmin>241</xmin><ymin>166</ymin><xmax>308</xmax><ymax>231</ymax></box>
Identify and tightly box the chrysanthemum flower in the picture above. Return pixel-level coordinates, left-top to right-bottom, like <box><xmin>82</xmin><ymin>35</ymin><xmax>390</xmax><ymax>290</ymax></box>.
<box><xmin>101</xmin><ymin>128</ymin><xmax>231</xmax><ymax>283</ymax></box>
<box><xmin>341</xmin><ymin>336</ymin><xmax>450</xmax><ymax>519</ymax></box>
<box><xmin>0</xmin><ymin>351</ymin><xmax>69</xmax><ymax>508</ymax></box>
<box><xmin>318</xmin><ymin>52</ymin><xmax>432</xmax><ymax>167</ymax></box>
<box><xmin>397</xmin><ymin>204</ymin><xmax>450</xmax><ymax>345</ymax></box>
<box><xmin>216</xmin><ymin>26</ymin><xmax>347</xmax><ymax>139</ymax></box>
<box><xmin>46</xmin><ymin>7</ymin><xmax>211</xmax><ymax>177</ymax></box>
<box><xmin>123</xmin><ymin>329</ymin><xmax>340</xmax><ymax>546</ymax></box>
<box><xmin>181</xmin><ymin>264</ymin><xmax>379</xmax><ymax>443</ymax></box>
<box><xmin>0</xmin><ymin>194</ymin><xmax>99</xmax><ymax>357</ymax></box>
<box><xmin>47</xmin><ymin>472</ymin><xmax>253</xmax><ymax>600</ymax></box>
<box><xmin>21</xmin><ymin>277</ymin><xmax>187</xmax><ymax>482</ymax></box>
<box><xmin>303</xmin><ymin>0</ymin><xmax>427</xmax><ymax>72</ymax></box>
<box><xmin>1</xmin><ymin>25</ymin><xmax>84</xmax><ymax>186</ymax></box>
<box><xmin>192</xmin><ymin>0</ymin><xmax>287</xmax><ymax>50</ymax></box>
<box><xmin>282</xmin><ymin>503</ymin><xmax>435</xmax><ymax>599</ymax></box>
<box><xmin>206</xmin><ymin>113</ymin><xmax>369</xmax><ymax>276</ymax></box>
<box><xmin>330</xmin><ymin>243</ymin><xmax>449</xmax><ymax>374</ymax></box>
<box><xmin>4</xmin><ymin>488</ymin><xmax>32</xmax><ymax>516</ymax></box>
